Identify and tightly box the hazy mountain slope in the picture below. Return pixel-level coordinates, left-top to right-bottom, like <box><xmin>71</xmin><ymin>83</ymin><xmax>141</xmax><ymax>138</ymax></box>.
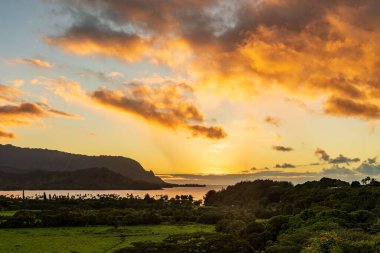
<box><xmin>0</xmin><ymin>144</ymin><xmax>166</xmax><ymax>186</ymax></box>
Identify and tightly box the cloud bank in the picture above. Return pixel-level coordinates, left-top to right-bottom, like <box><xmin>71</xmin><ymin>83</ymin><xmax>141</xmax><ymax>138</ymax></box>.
<box><xmin>45</xmin><ymin>0</ymin><xmax>380</xmax><ymax>121</ymax></box>
<box><xmin>315</xmin><ymin>148</ymin><xmax>360</xmax><ymax>165</ymax></box>
<box><xmin>159</xmin><ymin>158</ymin><xmax>380</xmax><ymax>185</ymax></box>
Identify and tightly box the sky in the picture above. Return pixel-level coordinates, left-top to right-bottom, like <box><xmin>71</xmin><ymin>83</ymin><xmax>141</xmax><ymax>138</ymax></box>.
<box><xmin>1</xmin><ymin>0</ymin><xmax>380</xmax><ymax>183</ymax></box>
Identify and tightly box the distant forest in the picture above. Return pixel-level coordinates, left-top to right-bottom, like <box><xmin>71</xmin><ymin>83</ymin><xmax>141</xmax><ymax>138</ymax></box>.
<box><xmin>1</xmin><ymin>177</ymin><xmax>379</xmax><ymax>252</ymax></box>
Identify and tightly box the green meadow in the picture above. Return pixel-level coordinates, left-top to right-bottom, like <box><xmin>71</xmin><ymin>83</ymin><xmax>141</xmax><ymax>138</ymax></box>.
<box><xmin>0</xmin><ymin>224</ymin><xmax>214</xmax><ymax>253</ymax></box>
<box><xmin>0</xmin><ymin>210</ymin><xmax>18</xmax><ymax>216</ymax></box>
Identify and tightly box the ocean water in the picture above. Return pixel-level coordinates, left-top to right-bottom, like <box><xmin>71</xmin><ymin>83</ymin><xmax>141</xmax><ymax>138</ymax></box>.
<box><xmin>0</xmin><ymin>186</ymin><xmax>224</xmax><ymax>201</ymax></box>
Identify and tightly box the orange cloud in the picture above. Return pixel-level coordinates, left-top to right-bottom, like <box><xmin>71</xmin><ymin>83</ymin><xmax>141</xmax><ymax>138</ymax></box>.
<box><xmin>11</xmin><ymin>80</ymin><xmax>24</xmax><ymax>87</ymax></box>
<box><xmin>0</xmin><ymin>84</ymin><xmax>77</xmax><ymax>138</ymax></box>
<box><xmin>0</xmin><ymin>102</ymin><xmax>45</xmax><ymax>116</ymax></box>
<box><xmin>188</xmin><ymin>125</ymin><xmax>227</xmax><ymax>140</ymax></box>
<box><xmin>46</xmin><ymin>0</ymin><xmax>380</xmax><ymax>121</ymax></box>
<box><xmin>324</xmin><ymin>97</ymin><xmax>380</xmax><ymax>120</ymax></box>
<box><xmin>33</xmin><ymin>77</ymin><xmax>226</xmax><ymax>139</ymax></box>
<box><xmin>265</xmin><ymin>116</ymin><xmax>281</xmax><ymax>127</ymax></box>
<box><xmin>0</xmin><ymin>84</ymin><xmax>21</xmax><ymax>102</ymax></box>
<box><xmin>0</xmin><ymin>102</ymin><xmax>77</xmax><ymax>126</ymax></box>
<box><xmin>45</xmin><ymin>26</ymin><xmax>152</xmax><ymax>62</ymax></box>
<box><xmin>0</xmin><ymin>130</ymin><xmax>15</xmax><ymax>139</ymax></box>
<box><xmin>31</xmin><ymin>77</ymin><xmax>87</xmax><ymax>102</ymax></box>
<box><xmin>15</xmin><ymin>58</ymin><xmax>52</xmax><ymax>68</ymax></box>
<box><xmin>91</xmin><ymin>85</ymin><xmax>226</xmax><ymax>139</ymax></box>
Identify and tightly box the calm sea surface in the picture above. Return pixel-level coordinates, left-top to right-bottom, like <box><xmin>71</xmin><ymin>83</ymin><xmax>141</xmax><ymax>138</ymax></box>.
<box><xmin>0</xmin><ymin>186</ymin><xmax>224</xmax><ymax>201</ymax></box>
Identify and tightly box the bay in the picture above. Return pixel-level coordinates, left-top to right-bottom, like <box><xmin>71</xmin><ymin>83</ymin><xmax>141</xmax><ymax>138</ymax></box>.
<box><xmin>0</xmin><ymin>185</ymin><xmax>224</xmax><ymax>201</ymax></box>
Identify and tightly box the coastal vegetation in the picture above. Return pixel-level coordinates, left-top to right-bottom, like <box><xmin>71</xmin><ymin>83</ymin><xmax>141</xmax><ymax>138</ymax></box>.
<box><xmin>0</xmin><ymin>177</ymin><xmax>379</xmax><ymax>252</ymax></box>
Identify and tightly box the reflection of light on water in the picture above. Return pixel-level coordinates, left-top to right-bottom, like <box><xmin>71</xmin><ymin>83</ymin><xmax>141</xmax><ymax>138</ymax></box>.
<box><xmin>199</xmin><ymin>171</ymin><xmax>226</xmax><ymax>175</ymax></box>
<box><xmin>156</xmin><ymin>175</ymin><xmax>190</xmax><ymax>181</ymax></box>
<box><xmin>0</xmin><ymin>186</ymin><xmax>224</xmax><ymax>201</ymax></box>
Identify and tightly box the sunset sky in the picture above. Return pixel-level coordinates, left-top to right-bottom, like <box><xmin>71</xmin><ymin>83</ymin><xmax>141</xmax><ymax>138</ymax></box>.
<box><xmin>1</xmin><ymin>0</ymin><xmax>380</xmax><ymax>182</ymax></box>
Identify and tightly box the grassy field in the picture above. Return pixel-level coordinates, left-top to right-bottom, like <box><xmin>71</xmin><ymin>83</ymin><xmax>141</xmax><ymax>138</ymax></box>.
<box><xmin>0</xmin><ymin>224</ymin><xmax>214</xmax><ymax>253</ymax></box>
<box><xmin>0</xmin><ymin>210</ymin><xmax>18</xmax><ymax>216</ymax></box>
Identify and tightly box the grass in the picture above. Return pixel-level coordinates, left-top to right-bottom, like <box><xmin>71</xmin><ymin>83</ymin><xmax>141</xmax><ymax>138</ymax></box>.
<box><xmin>0</xmin><ymin>210</ymin><xmax>40</xmax><ymax>217</ymax></box>
<box><xmin>0</xmin><ymin>224</ymin><xmax>214</xmax><ymax>253</ymax></box>
<box><xmin>0</xmin><ymin>210</ymin><xmax>17</xmax><ymax>216</ymax></box>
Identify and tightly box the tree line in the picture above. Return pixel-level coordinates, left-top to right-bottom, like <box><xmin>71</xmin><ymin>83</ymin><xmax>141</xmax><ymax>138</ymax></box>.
<box><xmin>1</xmin><ymin>177</ymin><xmax>380</xmax><ymax>252</ymax></box>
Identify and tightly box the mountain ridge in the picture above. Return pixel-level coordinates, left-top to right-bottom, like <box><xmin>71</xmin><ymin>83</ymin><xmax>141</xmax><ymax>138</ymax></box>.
<box><xmin>0</xmin><ymin>144</ymin><xmax>167</xmax><ymax>188</ymax></box>
<box><xmin>0</xmin><ymin>167</ymin><xmax>162</xmax><ymax>190</ymax></box>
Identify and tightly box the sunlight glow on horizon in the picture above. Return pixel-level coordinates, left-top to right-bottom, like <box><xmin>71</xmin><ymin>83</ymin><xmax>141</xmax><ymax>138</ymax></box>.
<box><xmin>1</xmin><ymin>0</ymin><xmax>380</xmax><ymax>180</ymax></box>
